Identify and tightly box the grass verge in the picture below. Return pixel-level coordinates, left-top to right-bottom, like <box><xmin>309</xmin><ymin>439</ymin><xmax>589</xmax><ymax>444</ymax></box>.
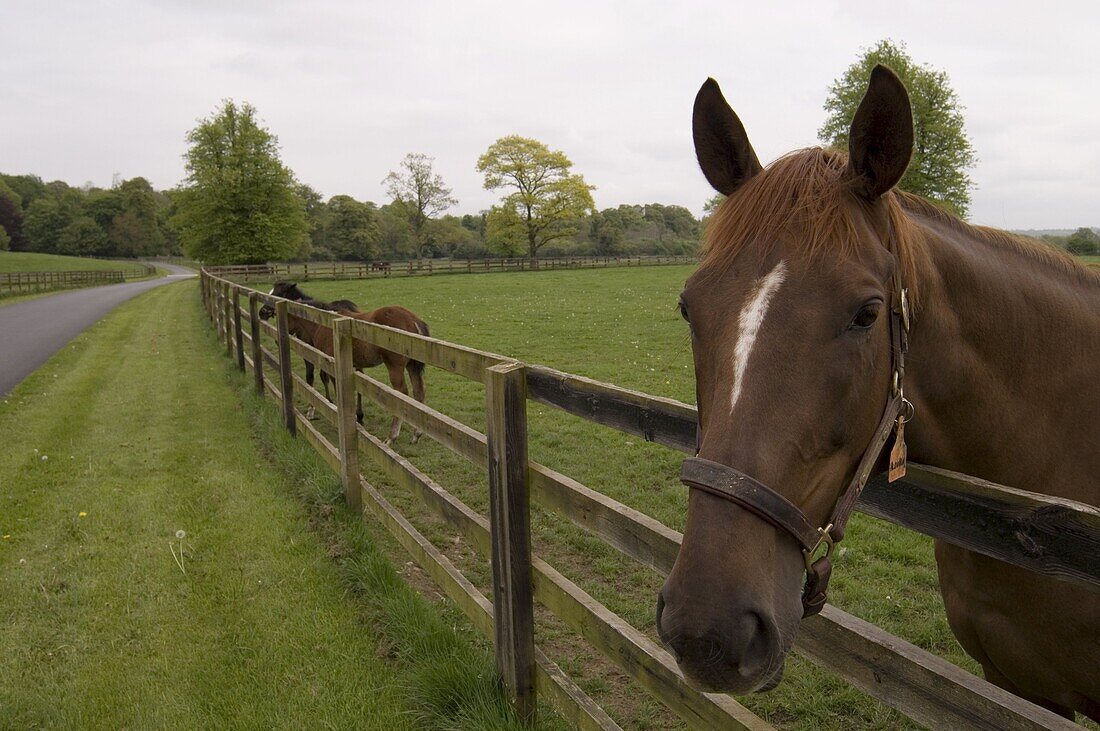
<box><xmin>0</xmin><ymin>281</ymin><xmax>552</xmax><ymax>730</ymax></box>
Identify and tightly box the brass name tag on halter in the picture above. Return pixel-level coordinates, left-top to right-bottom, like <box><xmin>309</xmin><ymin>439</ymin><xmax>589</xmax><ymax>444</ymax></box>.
<box><xmin>888</xmin><ymin>416</ymin><xmax>907</xmax><ymax>482</ymax></box>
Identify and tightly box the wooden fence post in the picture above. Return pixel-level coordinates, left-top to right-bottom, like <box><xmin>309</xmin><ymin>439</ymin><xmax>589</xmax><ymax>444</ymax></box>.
<box><xmin>275</xmin><ymin>300</ymin><xmax>296</xmax><ymax>436</ymax></box>
<box><xmin>223</xmin><ymin>282</ymin><xmax>233</xmax><ymax>357</ymax></box>
<box><xmin>232</xmin><ymin>288</ymin><xmax>245</xmax><ymax>372</ymax></box>
<box><xmin>333</xmin><ymin>318</ymin><xmax>362</xmax><ymax>513</ymax></box>
<box><xmin>486</xmin><ymin>361</ymin><xmax>536</xmax><ymax>722</ymax></box>
<box><xmin>249</xmin><ymin>293</ymin><xmax>264</xmax><ymax>395</ymax></box>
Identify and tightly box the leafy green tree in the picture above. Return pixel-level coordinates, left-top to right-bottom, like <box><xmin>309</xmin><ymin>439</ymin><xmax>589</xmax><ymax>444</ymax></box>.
<box><xmin>0</xmin><ymin>226</ymin><xmax>9</xmax><ymax>251</ymax></box>
<box><xmin>23</xmin><ymin>196</ymin><xmax>71</xmax><ymax>253</ymax></box>
<box><xmin>295</xmin><ymin>183</ymin><xmax>324</xmax><ymax>260</ymax></box>
<box><xmin>819</xmin><ymin>39</ymin><xmax>976</xmax><ymax>216</ymax></box>
<box><xmin>322</xmin><ymin>195</ymin><xmax>380</xmax><ymax>260</ymax></box>
<box><xmin>58</xmin><ymin>217</ymin><xmax>108</xmax><ymax>256</ymax></box>
<box><xmin>171</xmin><ymin>100</ymin><xmax>308</xmax><ymax>264</ymax></box>
<box><xmin>477</xmin><ymin>135</ymin><xmax>595</xmax><ymax>258</ymax></box>
<box><xmin>1066</xmin><ymin>227</ymin><xmax>1100</xmax><ymax>255</ymax></box>
<box><xmin>589</xmin><ymin>209</ymin><xmax>625</xmax><ymax>255</ymax></box>
<box><xmin>382</xmin><ymin>153</ymin><xmax>457</xmax><ymax>260</ymax></box>
<box><xmin>0</xmin><ymin>180</ymin><xmax>24</xmax><ymax>250</ymax></box>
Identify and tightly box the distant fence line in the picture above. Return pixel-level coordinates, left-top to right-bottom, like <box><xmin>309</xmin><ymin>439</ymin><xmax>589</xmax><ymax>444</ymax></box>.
<box><xmin>199</xmin><ymin>267</ymin><xmax>1094</xmax><ymax>731</ymax></box>
<box><xmin>203</xmin><ymin>255</ymin><xmax>696</xmax><ymax>283</ymax></box>
<box><xmin>0</xmin><ymin>263</ymin><xmax>156</xmax><ymax>297</ymax></box>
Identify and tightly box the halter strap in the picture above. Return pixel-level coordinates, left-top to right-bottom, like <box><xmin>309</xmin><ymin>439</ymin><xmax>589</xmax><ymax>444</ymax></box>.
<box><xmin>681</xmin><ymin>288</ymin><xmax>910</xmax><ymax>617</ymax></box>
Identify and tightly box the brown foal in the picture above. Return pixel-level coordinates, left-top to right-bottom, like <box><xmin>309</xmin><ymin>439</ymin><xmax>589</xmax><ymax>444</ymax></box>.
<box><xmin>261</xmin><ymin>281</ymin><xmax>428</xmax><ymax>444</ymax></box>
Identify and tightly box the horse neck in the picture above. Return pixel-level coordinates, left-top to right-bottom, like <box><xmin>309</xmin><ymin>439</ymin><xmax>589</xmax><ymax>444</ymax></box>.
<box><xmin>904</xmin><ymin>215</ymin><xmax>1100</xmax><ymax>501</ymax></box>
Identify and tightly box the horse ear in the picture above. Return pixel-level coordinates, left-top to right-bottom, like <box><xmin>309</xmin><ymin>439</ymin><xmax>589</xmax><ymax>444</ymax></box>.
<box><xmin>693</xmin><ymin>78</ymin><xmax>762</xmax><ymax>196</ymax></box>
<box><xmin>846</xmin><ymin>64</ymin><xmax>914</xmax><ymax>200</ymax></box>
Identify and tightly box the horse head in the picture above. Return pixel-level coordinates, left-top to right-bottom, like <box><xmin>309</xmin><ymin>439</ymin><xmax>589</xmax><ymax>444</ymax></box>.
<box><xmin>656</xmin><ymin>65</ymin><xmax>915</xmax><ymax>693</ymax></box>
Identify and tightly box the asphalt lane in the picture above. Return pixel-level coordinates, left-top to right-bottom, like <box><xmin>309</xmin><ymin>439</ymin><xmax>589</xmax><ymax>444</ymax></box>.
<box><xmin>0</xmin><ymin>263</ymin><xmax>196</xmax><ymax>396</ymax></box>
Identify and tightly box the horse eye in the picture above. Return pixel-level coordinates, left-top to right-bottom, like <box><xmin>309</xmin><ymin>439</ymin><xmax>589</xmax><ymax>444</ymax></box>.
<box><xmin>849</xmin><ymin>304</ymin><xmax>880</xmax><ymax>330</ymax></box>
<box><xmin>678</xmin><ymin>301</ymin><xmax>690</xmax><ymax>323</ymax></box>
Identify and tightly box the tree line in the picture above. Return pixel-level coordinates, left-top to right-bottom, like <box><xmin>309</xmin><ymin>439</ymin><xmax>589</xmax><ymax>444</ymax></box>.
<box><xmin>0</xmin><ymin>174</ymin><xmax>177</xmax><ymax>258</ymax></box>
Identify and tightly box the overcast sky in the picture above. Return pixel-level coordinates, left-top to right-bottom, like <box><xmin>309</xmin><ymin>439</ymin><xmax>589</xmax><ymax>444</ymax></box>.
<box><xmin>2</xmin><ymin>1</ymin><xmax>1097</xmax><ymax>229</ymax></box>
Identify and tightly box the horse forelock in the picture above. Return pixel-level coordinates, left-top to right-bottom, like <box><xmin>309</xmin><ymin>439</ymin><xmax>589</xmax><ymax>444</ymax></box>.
<box><xmin>700</xmin><ymin>147</ymin><xmax>924</xmax><ymax>308</ymax></box>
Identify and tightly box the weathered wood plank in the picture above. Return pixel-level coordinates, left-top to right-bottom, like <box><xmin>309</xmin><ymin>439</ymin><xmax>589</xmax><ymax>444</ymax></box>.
<box><xmin>288</xmin><ymin>335</ymin><xmax>336</xmax><ymax>372</ymax></box>
<box><xmin>248</xmin><ymin>293</ymin><xmax>264</xmax><ymax>395</ymax></box>
<box><xmin>346</xmin><ymin>317</ymin><xmax>507</xmax><ymax>383</ymax></box>
<box><xmin>290</xmin><ymin>373</ymin><xmax>338</xmax><ymax>427</ymax></box>
<box><xmin>286</xmin><ymin>299</ymin><xmax>336</xmax><ymax>326</ymax></box>
<box><xmin>526</xmin><ymin>365</ymin><xmax>696</xmax><ymax>453</ymax></box>
<box><xmin>860</xmin><ymin>465</ymin><xmax>1100</xmax><ymax>590</ymax></box>
<box><xmin>232</xmin><ymin>289</ymin><xmax>245</xmax><ymax>372</ymax></box>
<box><xmin>798</xmin><ymin>606</ymin><xmax>1080</xmax><ymax>731</ymax></box>
<box><xmin>274</xmin><ymin>300</ymin><xmax>296</xmax><ymax>436</ymax></box>
<box><xmin>295</xmin><ymin>410</ymin><xmax>341</xmax><ymax>472</ymax></box>
<box><xmin>486</xmin><ymin>362</ymin><xmax>536</xmax><ymax>721</ymax></box>
<box><xmin>333</xmin><ymin>318</ymin><xmax>361</xmax><ymax>513</ymax></box>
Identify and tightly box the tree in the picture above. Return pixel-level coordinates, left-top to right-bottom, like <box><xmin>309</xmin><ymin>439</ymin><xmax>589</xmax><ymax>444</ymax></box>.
<box><xmin>23</xmin><ymin>196</ymin><xmax>71</xmax><ymax>253</ymax></box>
<box><xmin>58</xmin><ymin>216</ymin><xmax>108</xmax><ymax>256</ymax></box>
<box><xmin>819</xmin><ymin>40</ymin><xmax>976</xmax><ymax>216</ymax></box>
<box><xmin>0</xmin><ymin>180</ymin><xmax>24</xmax><ymax>250</ymax></box>
<box><xmin>1066</xmin><ymin>227</ymin><xmax>1100</xmax><ymax>255</ymax></box>
<box><xmin>0</xmin><ymin>226</ymin><xmax>9</xmax><ymax>251</ymax></box>
<box><xmin>476</xmin><ymin>135</ymin><xmax>595</xmax><ymax>258</ymax></box>
<box><xmin>322</xmin><ymin>195</ymin><xmax>380</xmax><ymax>260</ymax></box>
<box><xmin>171</xmin><ymin>100</ymin><xmax>308</xmax><ymax>264</ymax></box>
<box><xmin>382</xmin><ymin>153</ymin><xmax>456</xmax><ymax>260</ymax></box>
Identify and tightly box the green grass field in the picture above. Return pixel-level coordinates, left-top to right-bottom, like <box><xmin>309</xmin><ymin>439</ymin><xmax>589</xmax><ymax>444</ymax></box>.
<box><xmin>0</xmin><ymin>251</ymin><xmax>147</xmax><ymax>273</ymax></box>
<box><xmin>0</xmin><ymin>282</ymin><xmax>554</xmax><ymax>730</ymax></box>
<box><xmin>260</xmin><ymin>267</ymin><xmax>982</xmax><ymax>730</ymax></box>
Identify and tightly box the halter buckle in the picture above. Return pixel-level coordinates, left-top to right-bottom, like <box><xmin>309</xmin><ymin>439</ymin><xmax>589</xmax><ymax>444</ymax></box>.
<box><xmin>802</xmin><ymin>523</ymin><xmax>835</xmax><ymax>573</ymax></box>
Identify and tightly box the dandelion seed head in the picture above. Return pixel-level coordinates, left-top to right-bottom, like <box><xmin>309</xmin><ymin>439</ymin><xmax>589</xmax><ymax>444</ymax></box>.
<box><xmin>176</xmin><ymin>530</ymin><xmax>186</xmax><ymax>540</ymax></box>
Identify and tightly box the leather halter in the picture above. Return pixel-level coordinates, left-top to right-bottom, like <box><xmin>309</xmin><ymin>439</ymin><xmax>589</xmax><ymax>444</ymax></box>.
<box><xmin>681</xmin><ymin>288</ymin><xmax>911</xmax><ymax>617</ymax></box>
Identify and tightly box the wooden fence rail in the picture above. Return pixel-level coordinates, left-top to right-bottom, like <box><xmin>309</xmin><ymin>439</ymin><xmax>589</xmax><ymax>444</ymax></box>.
<box><xmin>0</xmin><ymin>262</ymin><xmax>156</xmax><ymax>296</ymax></box>
<box><xmin>203</xmin><ymin>255</ymin><xmax>696</xmax><ymax>283</ymax></box>
<box><xmin>200</xmin><ymin>269</ymin><xmax>1090</xmax><ymax>730</ymax></box>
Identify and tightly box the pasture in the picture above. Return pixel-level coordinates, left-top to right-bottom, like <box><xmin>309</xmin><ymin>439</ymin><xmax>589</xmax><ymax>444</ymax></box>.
<box><xmin>0</xmin><ymin>283</ymin><xmax>548</xmax><ymax>730</ymax></box>
<box><xmin>0</xmin><ymin>251</ymin><xmax>144</xmax><ymax>273</ymax></box>
<box><xmin>254</xmin><ymin>266</ymin><xmax>978</xmax><ymax>729</ymax></box>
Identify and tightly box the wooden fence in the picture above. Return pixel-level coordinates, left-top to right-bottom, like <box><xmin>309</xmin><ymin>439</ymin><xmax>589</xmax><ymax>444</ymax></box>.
<box><xmin>200</xmin><ymin>269</ymin><xmax>1097</xmax><ymax>730</ymax></box>
<box><xmin>204</xmin><ymin>255</ymin><xmax>696</xmax><ymax>283</ymax></box>
<box><xmin>0</xmin><ymin>263</ymin><xmax>156</xmax><ymax>296</ymax></box>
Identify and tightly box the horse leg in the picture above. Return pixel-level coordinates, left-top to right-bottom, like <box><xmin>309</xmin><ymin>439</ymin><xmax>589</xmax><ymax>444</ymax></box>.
<box><xmin>407</xmin><ymin>362</ymin><xmax>426</xmax><ymax>444</ymax></box>
<box><xmin>384</xmin><ymin>362</ymin><xmax>408</xmax><ymax>445</ymax></box>
<box><xmin>304</xmin><ymin>360</ymin><xmax>316</xmax><ymax>420</ymax></box>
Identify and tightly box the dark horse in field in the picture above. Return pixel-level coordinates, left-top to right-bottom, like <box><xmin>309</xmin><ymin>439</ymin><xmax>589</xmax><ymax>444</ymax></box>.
<box><xmin>259</xmin><ymin>281</ymin><xmax>429</xmax><ymax>444</ymax></box>
<box><xmin>656</xmin><ymin>65</ymin><xmax>1099</xmax><ymax>720</ymax></box>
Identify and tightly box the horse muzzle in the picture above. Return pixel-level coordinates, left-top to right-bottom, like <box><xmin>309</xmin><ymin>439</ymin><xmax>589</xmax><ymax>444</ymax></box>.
<box><xmin>655</xmin><ymin>587</ymin><xmax>785</xmax><ymax>693</ymax></box>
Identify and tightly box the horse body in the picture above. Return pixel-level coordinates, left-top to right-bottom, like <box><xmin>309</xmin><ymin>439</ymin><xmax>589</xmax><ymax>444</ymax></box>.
<box><xmin>904</xmin><ymin>206</ymin><xmax>1100</xmax><ymax>717</ymax></box>
<box><xmin>262</xmin><ymin>282</ymin><xmax>428</xmax><ymax>443</ymax></box>
<box><xmin>657</xmin><ymin>65</ymin><xmax>1099</xmax><ymax>720</ymax></box>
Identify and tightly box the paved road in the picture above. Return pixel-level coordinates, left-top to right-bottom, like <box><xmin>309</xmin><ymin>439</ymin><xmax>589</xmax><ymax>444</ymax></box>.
<box><xmin>0</xmin><ymin>264</ymin><xmax>196</xmax><ymax>396</ymax></box>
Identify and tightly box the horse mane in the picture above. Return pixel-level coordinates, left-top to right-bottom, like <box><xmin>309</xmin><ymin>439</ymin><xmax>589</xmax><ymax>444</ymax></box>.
<box><xmin>276</xmin><ymin>281</ymin><xmax>360</xmax><ymax>313</ymax></box>
<box><xmin>700</xmin><ymin>148</ymin><xmax>1096</xmax><ymax>309</ymax></box>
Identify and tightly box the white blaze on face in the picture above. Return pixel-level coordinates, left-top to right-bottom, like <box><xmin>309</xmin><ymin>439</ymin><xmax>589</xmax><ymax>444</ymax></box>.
<box><xmin>729</xmin><ymin>261</ymin><xmax>787</xmax><ymax>414</ymax></box>
<box><xmin>267</xmin><ymin>287</ymin><xmax>275</xmax><ymax>296</ymax></box>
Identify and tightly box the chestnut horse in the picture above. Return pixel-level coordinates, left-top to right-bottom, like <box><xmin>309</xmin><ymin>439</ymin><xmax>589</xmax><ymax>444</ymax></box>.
<box><xmin>260</xmin><ymin>281</ymin><xmax>428</xmax><ymax>444</ymax></box>
<box><xmin>656</xmin><ymin>66</ymin><xmax>1099</xmax><ymax>720</ymax></box>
